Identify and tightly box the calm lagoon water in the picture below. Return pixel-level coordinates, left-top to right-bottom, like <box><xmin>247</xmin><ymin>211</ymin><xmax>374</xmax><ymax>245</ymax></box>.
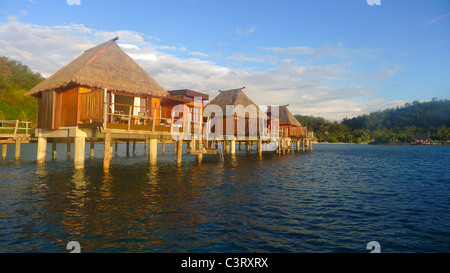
<box><xmin>0</xmin><ymin>143</ymin><xmax>449</xmax><ymax>253</ymax></box>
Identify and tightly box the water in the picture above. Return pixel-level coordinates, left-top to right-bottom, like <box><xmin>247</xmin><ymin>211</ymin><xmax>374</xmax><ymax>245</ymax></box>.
<box><xmin>0</xmin><ymin>143</ymin><xmax>449</xmax><ymax>253</ymax></box>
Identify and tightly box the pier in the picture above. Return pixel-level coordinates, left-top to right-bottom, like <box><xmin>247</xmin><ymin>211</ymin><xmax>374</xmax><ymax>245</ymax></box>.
<box><xmin>1</xmin><ymin>118</ymin><xmax>313</xmax><ymax>169</ymax></box>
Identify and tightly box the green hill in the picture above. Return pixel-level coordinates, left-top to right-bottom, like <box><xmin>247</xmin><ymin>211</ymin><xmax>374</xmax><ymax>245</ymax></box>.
<box><xmin>0</xmin><ymin>56</ymin><xmax>44</xmax><ymax>121</ymax></box>
<box><xmin>295</xmin><ymin>99</ymin><xmax>450</xmax><ymax>144</ymax></box>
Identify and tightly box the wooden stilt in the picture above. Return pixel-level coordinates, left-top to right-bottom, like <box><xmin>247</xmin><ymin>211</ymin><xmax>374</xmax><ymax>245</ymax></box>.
<box><xmin>149</xmin><ymin>138</ymin><xmax>157</xmax><ymax>166</ymax></box>
<box><xmin>133</xmin><ymin>141</ymin><xmax>136</xmax><ymax>155</ymax></box>
<box><xmin>144</xmin><ymin>139</ymin><xmax>148</xmax><ymax>155</ymax></box>
<box><xmin>103</xmin><ymin>133</ymin><xmax>111</xmax><ymax>172</ymax></box>
<box><xmin>174</xmin><ymin>140</ymin><xmax>178</xmax><ymax>154</ymax></box>
<box><xmin>197</xmin><ymin>139</ymin><xmax>203</xmax><ymax>163</ymax></box>
<box><xmin>230</xmin><ymin>140</ymin><xmax>236</xmax><ymax>156</ymax></box>
<box><xmin>177</xmin><ymin>139</ymin><xmax>183</xmax><ymax>166</ymax></box>
<box><xmin>108</xmin><ymin>139</ymin><xmax>113</xmax><ymax>163</ymax></box>
<box><xmin>239</xmin><ymin>142</ymin><xmax>242</xmax><ymax>150</ymax></box>
<box><xmin>52</xmin><ymin>142</ymin><xmax>57</xmax><ymax>159</ymax></box>
<box><xmin>90</xmin><ymin>141</ymin><xmax>95</xmax><ymax>159</ymax></box>
<box><xmin>162</xmin><ymin>139</ymin><xmax>166</xmax><ymax>154</ymax></box>
<box><xmin>258</xmin><ymin>137</ymin><xmax>262</xmax><ymax>159</ymax></box>
<box><xmin>246</xmin><ymin>141</ymin><xmax>250</xmax><ymax>153</ymax></box>
<box><xmin>126</xmin><ymin>141</ymin><xmax>130</xmax><ymax>156</ymax></box>
<box><xmin>74</xmin><ymin>136</ymin><xmax>85</xmax><ymax>170</ymax></box>
<box><xmin>15</xmin><ymin>138</ymin><xmax>21</xmax><ymax>161</ymax></box>
<box><xmin>190</xmin><ymin>138</ymin><xmax>195</xmax><ymax>151</ymax></box>
<box><xmin>67</xmin><ymin>142</ymin><xmax>71</xmax><ymax>157</ymax></box>
<box><xmin>1</xmin><ymin>143</ymin><xmax>6</xmax><ymax>160</ymax></box>
<box><xmin>37</xmin><ymin>137</ymin><xmax>47</xmax><ymax>164</ymax></box>
<box><xmin>278</xmin><ymin>139</ymin><xmax>281</xmax><ymax>156</ymax></box>
<box><xmin>225</xmin><ymin>140</ymin><xmax>230</xmax><ymax>154</ymax></box>
<box><xmin>115</xmin><ymin>141</ymin><xmax>118</xmax><ymax>156</ymax></box>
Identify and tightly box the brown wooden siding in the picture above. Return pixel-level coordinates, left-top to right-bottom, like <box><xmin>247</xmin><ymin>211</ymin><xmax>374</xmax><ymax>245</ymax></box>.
<box><xmin>37</xmin><ymin>90</ymin><xmax>54</xmax><ymax>130</ymax></box>
<box><xmin>79</xmin><ymin>89</ymin><xmax>104</xmax><ymax>122</ymax></box>
<box><xmin>53</xmin><ymin>91</ymin><xmax>61</xmax><ymax>129</ymax></box>
<box><xmin>60</xmin><ymin>87</ymin><xmax>78</xmax><ymax>127</ymax></box>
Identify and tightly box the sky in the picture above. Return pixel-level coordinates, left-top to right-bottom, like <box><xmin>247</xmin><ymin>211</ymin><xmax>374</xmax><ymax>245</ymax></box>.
<box><xmin>0</xmin><ymin>0</ymin><xmax>449</xmax><ymax>121</ymax></box>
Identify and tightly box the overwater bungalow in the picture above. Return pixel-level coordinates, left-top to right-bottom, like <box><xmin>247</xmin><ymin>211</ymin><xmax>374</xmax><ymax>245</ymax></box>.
<box><xmin>267</xmin><ymin>105</ymin><xmax>307</xmax><ymax>138</ymax></box>
<box><xmin>204</xmin><ymin>88</ymin><xmax>267</xmax><ymax>140</ymax></box>
<box><xmin>267</xmin><ymin>105</ymin><xmax>313</xmax><ymax>153</ymax></box>
<box><xmin>164</xmin><ymin>89</ymin><xmax>209</xmax><ymax>132</ymax></box>
<box><xmin>26</xmin><ymin>37</ymin><xmax>204</xmax><ymax>133</ymax></box>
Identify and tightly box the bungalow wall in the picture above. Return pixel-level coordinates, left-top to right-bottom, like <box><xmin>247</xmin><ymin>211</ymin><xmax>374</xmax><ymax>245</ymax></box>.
<box><xmin>36</xmin><ymin>86</ymin><xmax>164</xmax><ymax>129</ymax></box>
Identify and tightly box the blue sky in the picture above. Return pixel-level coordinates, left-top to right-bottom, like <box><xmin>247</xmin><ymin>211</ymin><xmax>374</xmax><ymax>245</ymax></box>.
<box><xmin>0</xmin><ymin>0</ymin><xmax>449</xmax><ymax>120</ymax></box>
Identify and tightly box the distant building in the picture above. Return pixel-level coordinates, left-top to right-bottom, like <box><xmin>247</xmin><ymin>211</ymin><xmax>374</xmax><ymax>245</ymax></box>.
<box><xmin>414</xmin><ymin>132</ymin><xmax>430</xmax><ymax>143</ymax></box>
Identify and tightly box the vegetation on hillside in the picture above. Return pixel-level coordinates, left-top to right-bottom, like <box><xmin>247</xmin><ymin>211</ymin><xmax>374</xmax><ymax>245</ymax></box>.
<box><xmin>295</xmin><ymin>99</ymin><xmax>450</xmax><ymax>144</ymax></box>
<box><xmin>0</xmin><ymin>56</ymin><xmax>44</xmax><ymax>121</ymax></box>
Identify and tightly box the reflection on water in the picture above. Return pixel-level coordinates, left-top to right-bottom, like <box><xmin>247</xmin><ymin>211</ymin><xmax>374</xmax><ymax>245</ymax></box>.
<box><xmin>0</xmin><ymin>144</ymin><xmax>449</xmax><ymax>252</ymax></box>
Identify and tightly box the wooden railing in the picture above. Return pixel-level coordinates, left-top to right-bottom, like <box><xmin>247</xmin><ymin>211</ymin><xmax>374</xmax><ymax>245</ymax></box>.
<box><xmin>0</xmin><ymin>120</ymin><xmax>34</xmax><ymax>138</ymax></box>
<box><xmin>78</xmin><ymin>89</ymin><xmax>181</xmax><ymax>132</ymax></box>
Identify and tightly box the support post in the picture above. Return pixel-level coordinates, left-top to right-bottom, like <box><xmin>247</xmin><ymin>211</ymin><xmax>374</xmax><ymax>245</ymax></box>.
<box><xmin>149</xmin><ymin>138</ymin><xmax>157</xmax><ymax>166</ymax></box>
<box><xmin>52</xmin><ymin>142</ymin><xmax>57</xmax><ymax>159</ymax></box>
<box><xmin>258</xmin><ymin>137</ymin><xmax>262</xmax><ymax>159</ymax></box>
<box><xmin>177</xmin><ymin>139</ymin><xmax>183</xmax><ymax>166</ymax></box>
<box><xmin>230</xmin><ymin>139</ymin><xmax>236</xmax><ymax>156</ymax></box>
<box><xmin>278</xmin><ymin>139</ymin><xmax>281</xmax><ymax>156</ymax></box>
<box><xmin>2</xmin><ymin>143</ymin><xmax>7</xmax><ymax>160</ymax></box>
<box><xmin>126</xmin><ymin>141</ymin><xmax>130</xmax><ymax>156</ymax></box>
<box><xmin>15</xmin><ymin>138</ymin><xmax>21</xmax><ymax>161</ymax></box>
<box><xmin>197</xmin><ymin>139</ymin><xmax>203</xmax><ymax>163</ymax></box>
<box><xmin>37</xmin><ymin>137</ymin><xmax>47</xmax><ymax>164</ymax></box>
<box><xmin>224</xmin><ymin>140</ymin><xmax>230</xmax><ymax>154</ymax></box>
<box><xmin>90</xmin><ymin>140</ymin><xmax>95</xmax><ymax>159</ymax></box>
<box><xmin>162</xmin><ymin>139</ymin><xmax>166</xmax><ymax>154</ymax></box>
<box><xmin>115</xmin><ymin>141</ymin><xmax>118</xmax><ymax>156</ymax></box>
<box><xmin>67</xmin><ymin>142</ymin><xmax>71</xmax><ymax>157</ymax></box>
<box><xmin>133</xmin><ymin>141</ymin><xmax>136</xmax><ymax>155</ymax></box>
<box><xmin>103</xmin><ymin>132</ymin><xmax>112</xmax><ymax>172</ymax></box>
<box><xmin>74</xmin><ymin>136</ymin><xmax>85</xmax><ymax>170</ymax></box>
<box><xmin>246</xmin><ymin>141</ymin><xmax>250</xmax><ymax>153</ymax></box>
<box><xmin>144</xmin><ymin>139</ymin><xmax>148</xmax><ymax>155</ymax></box>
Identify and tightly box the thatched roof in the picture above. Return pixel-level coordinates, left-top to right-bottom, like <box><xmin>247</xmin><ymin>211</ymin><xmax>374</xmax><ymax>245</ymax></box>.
<box><xmin>267</xmin><ymin>105</ymin><xmax>302</xmax><ymax>127</ymax></box>
<box><xmin>26</xmin><ymin>37</ymin><xmax>168</xmax><ymax>97</ymax></box>
<box><xmin>206</xmin><ymin>88</ymin><xmax>266</xmax><ymax>118</ymax></box>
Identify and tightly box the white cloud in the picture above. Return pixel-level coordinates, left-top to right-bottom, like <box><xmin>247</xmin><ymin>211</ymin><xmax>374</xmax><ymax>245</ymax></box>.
<box><xmin>235</xmin><ymin>26</ymin><xmax>256</xmax><ymax>36</ymax></box>
<box><xmin>0</xmin><ymin>18</ymin><xmax>402</xmax><ymax>121</ymax></box>
<box><xmin>189</xmin><ymin>51</ymin><xmax>209</xmax><ymax>57</ymax></box>
<box><xmin>427</xmin><ymin>12</ymin><xmax>450</xmax><ymax>25</ymax></box>
<box><xmin>226</xmin><ymin>53</ymin><xmax>265</xmax><ymax>63</ymax></box>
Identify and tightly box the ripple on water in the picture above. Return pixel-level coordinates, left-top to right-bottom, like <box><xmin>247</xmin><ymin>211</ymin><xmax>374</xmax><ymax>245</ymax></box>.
<box><xmin>0</xmin><ymin>144</ymin><xmax>449</xmax><ymax>252</ymax></box>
